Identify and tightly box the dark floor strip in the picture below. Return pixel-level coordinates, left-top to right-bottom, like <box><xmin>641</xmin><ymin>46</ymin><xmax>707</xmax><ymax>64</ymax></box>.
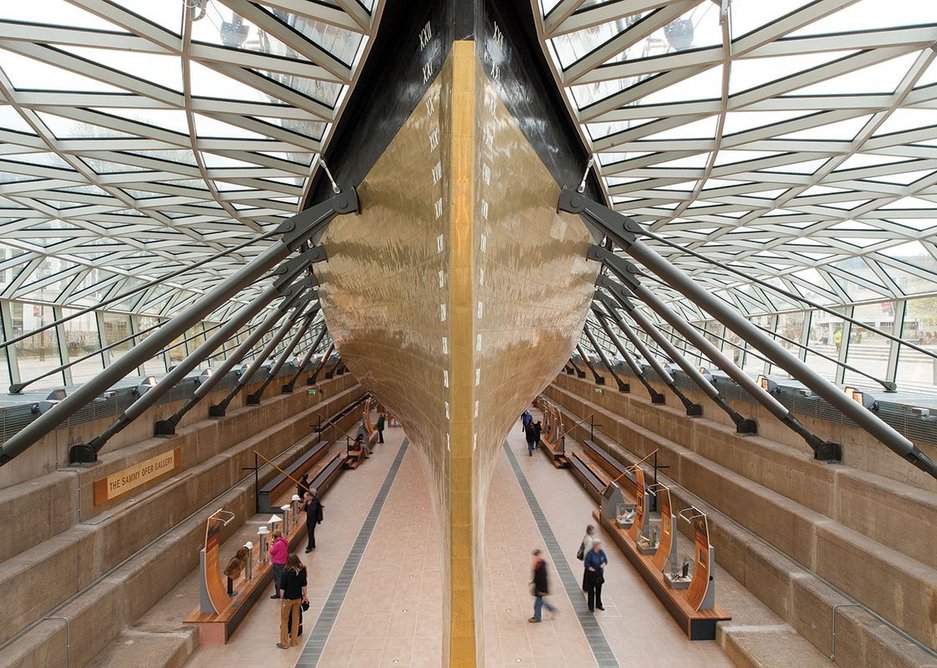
<box><xmin>296</xmin><ymin>439</ymin><xmax>410</xmax><ymax>667</ymax></box>
<box><xmin>502</xmin><ymin>441</ymin><xmax>621</xmax><ymax>668</ymax></box>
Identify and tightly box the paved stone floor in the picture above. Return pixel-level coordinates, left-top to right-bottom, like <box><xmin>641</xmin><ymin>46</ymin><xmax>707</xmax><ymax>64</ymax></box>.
<box><xmin>172</xmin><ymin>413</ymin><xmax>736</xmax><ymax>667</ymax></box>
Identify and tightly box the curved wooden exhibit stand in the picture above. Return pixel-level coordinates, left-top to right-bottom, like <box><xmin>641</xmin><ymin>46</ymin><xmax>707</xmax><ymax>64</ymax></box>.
<box><xmin>595</xmin><ymin>472</ymin><xmax>730</xmax><ymax>640</ymax></box>
<box><xmin>536</xmin><ymin>398</ymin><xmax>569</xmax><ymax>467</ymax></box>
<box><xmin>184</xmin><ymin>449</ymin><xmax>346</xmax><ymax>644</ymax></box>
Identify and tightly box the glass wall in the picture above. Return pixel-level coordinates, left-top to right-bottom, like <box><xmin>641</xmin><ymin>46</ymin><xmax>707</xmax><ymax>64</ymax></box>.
<box><xmin>896</xmin><ymin>296</ymin><xmax>937</xmax><ymax>392</ymax></box>
<box><xmin>62</xmin><ymin>307</ymin><xmax>103</xmax><ymax>384</ymax></box>
<box><xmin>842</xmin><ymin>302</ymin><xmax>893</xmax><ymax>388</ymax></box>
<box><xmin>10</xmin><ymin>302</ymin><xmax>63</xmax><ymax>388</ymax></box>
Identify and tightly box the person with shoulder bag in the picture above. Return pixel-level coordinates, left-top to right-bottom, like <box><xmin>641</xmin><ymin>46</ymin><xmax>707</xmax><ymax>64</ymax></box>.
<box><xmin>577</xmin><ymin>524</ymin><xmax>595</xmax><ymax>561</ymax></box>
<box><xmin>277</xmin><ymin>554</ymin><xmax>309</xmax><ymax>649</ymax></box>
<box><xmin>582</xmin><ymin>538</ymin><xmax>608</xmax><ymax>612</ymax></box>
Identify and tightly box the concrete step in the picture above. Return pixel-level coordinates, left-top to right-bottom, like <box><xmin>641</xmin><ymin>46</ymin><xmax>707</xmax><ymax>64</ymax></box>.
<box><xmin>547</xmin><ymin>386</ymin><xmax>937</xmax><ymax>666</ymax></box>
<box><xmin>85</xmin><ymin>629</ymin><xmax>197</xmax><ymax>668</ymax></box>
<box><xmin>550</xmin><ymin>375</ymin><xmax>937</xmax><ymax>571</ymax></box>
<box><xmin>0</xmin><ymin>371</ymin><xmax>356</xmax><ymax>565</ymax></box>
<box><xmin>0</xmin><ymin>382</ymin><xmax>362</xmax><ymax>656</ymax></box>
<box><xmin>719</xmin><ymin>624</ymin><xmax>835</xmax><ymax>668</ymax></box>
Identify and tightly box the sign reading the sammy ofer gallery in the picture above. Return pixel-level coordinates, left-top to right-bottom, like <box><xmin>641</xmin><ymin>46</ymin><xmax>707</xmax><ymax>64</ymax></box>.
<box><xmin>92</xmin><ymin>447</ymin><xmax>182</xmax><ymax>506</ymax></box>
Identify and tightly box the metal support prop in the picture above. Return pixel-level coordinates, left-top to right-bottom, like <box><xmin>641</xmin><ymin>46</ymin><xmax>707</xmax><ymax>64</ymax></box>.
<box><xmin>246</xmin><ymin>308</ymin><xmax>319</xmax><ymax>404</ymax></box>
<box><xmin>599</xmin><ymin>285</ymin><xmax>754</xmax><ymax>431</ymax></box>
<box><xmin>0</xmin><ymin>189</ymin><xmax>358</xmax><ymax>467</ymax></box>
<box><xmin>590</xmin><ymin>309</ymin><xmax>662</xmax><ymax>402</ymax></box>
<box><xmin>307</xmin><ymin>342</ymin><xmax>334</xmax><ymax>385</ymax></box>
<box><xmin>562</xmin><ymin>189</ymin><xmax>937</xmax><ymax>478</ymax></box>
<box><xmin>583</xmin><ymin>324</ymin><xmax>629</xmax><ymax>392</ymax></box>
<box><xmin>576</xmin><ymin>344</ymin><xmax>605</xmax><ymax>385</ymax></box>
<box><xmin>154</xmin><ymin>288</ymin><xmax>307</xmax><ymax>436</ymax></box>
<box><xmin>282</xmin><ymin>325</ymin><xmax>328</xmax><ymax>393</ymax></box>
<box><xmin>209</xmin><ymin>299</ymin><xmax>315</xmax><ymax>417</ymax></box>
<box><xmin>568</xmin><ymin>355</ymin><xmax>587</xmax><ymax>379</ymax></box>
<box><xmin>72</xmin><ymin>255</ymin><xmax>321</xmax><ymax>460</ymax></box>
<box><xmin>593</xmin><ymin>300</ymin><xmax>700</xmax><ymax>415</ymax></box>
<box><xmin>600</xmin><ymin>255</ymin><xmax>835</xmax><ymax>457</ymax></box>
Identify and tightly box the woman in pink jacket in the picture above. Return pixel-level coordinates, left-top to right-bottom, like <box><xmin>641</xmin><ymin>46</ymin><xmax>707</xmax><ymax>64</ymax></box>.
<box><xmin>269</xmin><ymin>531</ymin><xmax>288</xmax><ymax>598</ymax></box>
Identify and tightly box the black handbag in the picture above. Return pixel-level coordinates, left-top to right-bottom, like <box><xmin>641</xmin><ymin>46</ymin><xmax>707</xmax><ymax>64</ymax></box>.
<box><xmin>576</xmin><ymin>543</ymin><xmax>585</xmax><ymax>560</ymax></box>
<box><xmin>301</xmin><ymin>601</ymin><xmax>310</xmax><ymax>612</ymax></box>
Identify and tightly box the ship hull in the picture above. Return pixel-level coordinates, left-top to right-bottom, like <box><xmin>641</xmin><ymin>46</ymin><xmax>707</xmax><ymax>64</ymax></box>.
<box><xmin>313</xmin><ymin>3</ymin><xmax>600</xmax><ymax>665</ymax></box>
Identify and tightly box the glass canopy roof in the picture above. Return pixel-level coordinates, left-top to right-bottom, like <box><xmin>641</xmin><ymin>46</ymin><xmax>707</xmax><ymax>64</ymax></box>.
<box><xmin>0</xmin><ymin>0</ymin><xmax>380</xmax><ymax>323</ymax></box>
<box><xmin>535</xmin><ymin>0</ymin><xmax>937</xmax><ymax>395</ymax></box>
<box><xmin>0</xmin><ymin>0</ymin><xmax>935</xmax><ymax>396</ymax></box>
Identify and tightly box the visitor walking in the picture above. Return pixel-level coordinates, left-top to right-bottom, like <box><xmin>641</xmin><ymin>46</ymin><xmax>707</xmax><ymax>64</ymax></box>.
<box><xmin>578</xmin><ymin>524</ymin><xmax>596</xmax><ymax>560</ymax></box>
<box><xmin>582</xmin><ymin>538</ymin><xmax>608</xmax><ymax>612</ymax></box>
<box><xmin>525</xmin><ymin>420</ymin><xmax>539</xmax><ymax>456</ymax></box>
<box><xmin>303</xmin><ymin>489</ymin><xmax>323</xmax><ymax>553</ymax></box>
<box><xmin>376</xmin><ymin>413</ymin><xmax>386</xmax><ymax>443</ymax></box>
<box><xmin>521</xmin><ymin>410</ymin><xmax>532</xmax><ymax>431</ymax></box>
<box><xmin>529</xmin><ymin>549</ymin><xmax>556</xmax><ymax>623</ymax></box>
<box><xmin>276</xmin><ymin>554</ymin><xmax>308</xmax><ymax>649</ymax></box>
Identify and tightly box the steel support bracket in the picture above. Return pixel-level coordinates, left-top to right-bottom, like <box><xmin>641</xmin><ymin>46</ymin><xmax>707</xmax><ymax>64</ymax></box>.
<box><xmin>559</xmin><ymin>188</ymin><xmax>644</xmax><ymax>250</ymax></box>
<box><xmin>273</xmin><ymin>190</ymin><xmax>359</xmax><ymax>250</ymax></box>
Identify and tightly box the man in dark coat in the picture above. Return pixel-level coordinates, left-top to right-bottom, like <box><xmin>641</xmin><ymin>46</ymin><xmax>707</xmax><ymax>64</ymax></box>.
<box><xmin>376</xmin><ymin>413</ymin><xmax>386</xmax><ymax>443</ymax></box>
<box><xmin>525</xmin><ymin>420</ymin><xmax>538</xmax><ymax>456</ymax></box>
<box><xmin>529</xmin><ymin>549</ymin><xmax>556</xmax><ymax>622</ymax></box>
<box><xmin>303</xmin><ymin>489</ymin><xmax>323</xmax><ymax>553</ymax></box>
<box><xmin>296</xmin><ymin>473</ymin><xmax>310</xmax><ymax>500</ymax></box>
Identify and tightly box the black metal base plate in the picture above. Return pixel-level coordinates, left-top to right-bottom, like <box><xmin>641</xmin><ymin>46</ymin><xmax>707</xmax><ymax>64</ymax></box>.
<box><xmin>686</xmin><ymin>404</ymin><xmax>703</xmax><ymax>417</ymax></box>
<box><xmin>651</xmin><ymin>393</ymin><xmax>666</xmax><ymax>404</ymax></box>
<box><xmin>815</xmin><ymin>441</ymin><xmax>843</xmax><ymax>462</ymax></box>
<box><xmin>736</xmin><ymin>419</ymin><xmax>757</xmax><ymax>435</ymax></box>
<box><xmin>69</xmin><ymin>443</ymin><xmax>98</xmax><ymax>465</ymax></box>
<box><xmin>246</xmin><ymin>394</ymin><xmax>261</xmax><ymax>405</ymax></box>
<box><xmin>154</xmin><ymin>420</ymin><xmax>176</xmax><ymax>437</ymax></box>
<box><xmin>209</xmin><ymin>404</ymin><xmax>226</xmax><ymax>418</ymax></box>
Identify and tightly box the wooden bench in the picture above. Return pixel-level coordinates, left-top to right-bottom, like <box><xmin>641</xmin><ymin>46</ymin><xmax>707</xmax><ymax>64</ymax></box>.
<box><xmin>569</xmin><ymin>452</ymin><xmax>606</xmax><ymax>503</ymax></box>
<box><xmin>310</xmin><ymin>452</ymin><xmax>344</xmax><ymax>495</ymax></box>
<box><xmin>257</xmin><ymin>438</ymin><xmax>329</xmax><ymax>513</ymax></box>
<box><xmin>583</xmin><ymin>439</ymin><xmax>632</xmax><ymax>481</ymax></box>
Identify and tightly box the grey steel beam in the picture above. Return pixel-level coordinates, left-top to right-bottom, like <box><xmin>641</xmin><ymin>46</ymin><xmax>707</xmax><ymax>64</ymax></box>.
<box><xmin>246</xmin><ymin>308</ymin><xmax>319</xmax><ymax>405</ymax></box>
<box><xmin>582</xmin><ymin>324</ymin><xmax>629</xmax><ymax>392</ymax></box>
<box><xmin>282</xmin><ymin>324</ymin><xmax>328</xmax><ymax>393</ymax></box>
<box><xmin>567</xmin><ymin>354</ymin><xmax>587</xmax><ymax>378</ymax></box>
<box><xmin>598</xmin><ymin>253</ymin><xmax>837</xmax><ymax>457</ymax></box>
<box><xmin>591</xmin><ymin>310</ymin><xmax>664</xmax><ymax>403</ymax></box>
<box><xmin>576</xmin><ymin>344</ymin><xmax>605</xmax><ymax>385</ymax></box>
<box><xmin>307</xmin><ymin>342</ymin><xmax>334</xmax><ymax>385</ymax></box>
<box><xmin>73</xmin><ymin>255</ymin><xmax>322</xmax><ymax>461</ymax></box>
<box><xmin>154</xmin><ymin>289</ymin><xmax>306</xmax><ymax>436</ymax></box>
<box><xmin>561</xmin><ymin>189</ymin><xmax>937</xmax><ymax>480</ymax></box>
<box><xmin>0</xmin><ymin>190</ymin><xmax>357</xmax><ymax>467</ymax></box>
<box><xmin>209</xmin><ymin>299</ymin><xmax>315</xmax><ymax>418</ymax></box>
<box><xmin>597</xmin><ymin>285</ymin><xmax>755</xmax><ymax>433</ymax></box>
<box><xmin>593</xmin><ymin>301</ymin><xmax>700</xmax><ymax>415</ymax></box>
